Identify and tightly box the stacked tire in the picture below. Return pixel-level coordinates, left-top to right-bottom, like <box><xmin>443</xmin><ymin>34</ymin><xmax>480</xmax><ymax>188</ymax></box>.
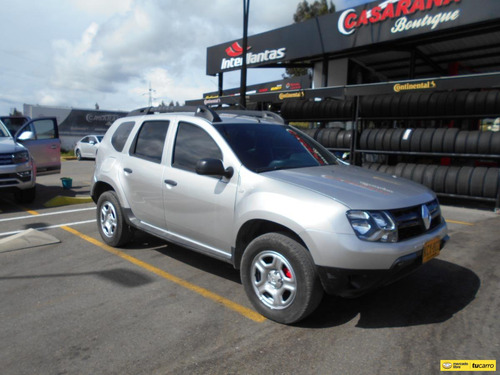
<box><xmin>362</xmin><ymin>163</ymin><xmax>499</xmax><ymax>199</ymax></box>
<box><xmin>359</xmin><ymin>128</ymin><xmax>500</xmax><ymax>155</ymax></box>
<box><xmin>281</xmin><ymin>100</ymin><xmax>354</xmax><ymax>121</ymax></box>
<box><xmin>359</xmin><ymin>90</ymin><xmax>500</xmax><ymax>118</ymax></box>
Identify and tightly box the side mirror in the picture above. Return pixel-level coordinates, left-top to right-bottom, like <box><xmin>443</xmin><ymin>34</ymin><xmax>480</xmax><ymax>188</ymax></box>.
<box><xmin>89</xmin><ymin>140</ymin><xmax>96</xmax><ymax>145</ymax></box>
<box><xmin>196</xmin><ymin>158</ymin><xmax>233</xmax><ymax>179</ymax></box>
<box><xmin>17</xmin><ymin>131</ymin><xmax>35</xmax><ymax>141</ymax></box>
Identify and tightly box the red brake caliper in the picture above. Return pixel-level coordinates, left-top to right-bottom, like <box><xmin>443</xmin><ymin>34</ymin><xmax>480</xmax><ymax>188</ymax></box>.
<box><xmin>283</xmin><ymin>266</ymin><xmax>292</xmax><ymax>279</ymax></box>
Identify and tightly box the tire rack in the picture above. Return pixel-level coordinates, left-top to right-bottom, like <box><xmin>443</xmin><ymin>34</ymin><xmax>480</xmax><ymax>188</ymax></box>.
<box><xmin>187</xmin><ymin>72</ymin><xmax>500</xmax><ymax>210</ymax></box>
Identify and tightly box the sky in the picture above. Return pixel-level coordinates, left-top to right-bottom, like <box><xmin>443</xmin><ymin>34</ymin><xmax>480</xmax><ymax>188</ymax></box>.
<box><xmin>0</xmin><ymin>0</ymin><xmax>374</xmax><ymax>114</ymax></box>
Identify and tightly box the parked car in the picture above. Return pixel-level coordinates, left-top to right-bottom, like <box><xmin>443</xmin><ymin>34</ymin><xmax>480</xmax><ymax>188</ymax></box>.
<box><xmin>74</xmin><ymin>135</ymin><xmax>103</xmax><ymax>160</ymax></box>
<box><xmin>91</xmin><ymin>107</ymin><xmax>448</xmax><ymax>324</ymax></box>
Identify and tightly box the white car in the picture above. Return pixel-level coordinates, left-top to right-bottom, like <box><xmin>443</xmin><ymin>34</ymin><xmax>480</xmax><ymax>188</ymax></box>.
<box><xmin>74</xmin><ymin>135</ymin><xmax>103</xmax><ymax>160</ymax></box>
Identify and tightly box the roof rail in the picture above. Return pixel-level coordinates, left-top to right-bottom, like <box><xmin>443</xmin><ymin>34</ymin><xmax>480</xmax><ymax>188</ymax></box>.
<box><xmin>126</xmin><ymin>105</ymin><xmax>282</xmax><ymax>124</ymax></box>
<box><xmin>126</xmin><ymin>105</ymin><xmax>199</xmax><ymax>117</ymax></box>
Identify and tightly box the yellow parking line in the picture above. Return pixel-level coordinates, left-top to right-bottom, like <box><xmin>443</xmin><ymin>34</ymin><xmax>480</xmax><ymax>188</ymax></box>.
<box><xmin>446</xmin><ymin>219</ymin><xmax>475</xmax><ymax>226</ymax></box>
<box><xmin>61</xmin><ymin>226</ymin><xmax>266</xmax><ymax>323</ymax></box>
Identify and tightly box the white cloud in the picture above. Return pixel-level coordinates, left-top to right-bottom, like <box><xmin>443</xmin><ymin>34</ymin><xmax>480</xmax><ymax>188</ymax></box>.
<box><xmin>0</xmin><ymin>0</ymin><xmax>311</xmax><ymax>113</ymax></box>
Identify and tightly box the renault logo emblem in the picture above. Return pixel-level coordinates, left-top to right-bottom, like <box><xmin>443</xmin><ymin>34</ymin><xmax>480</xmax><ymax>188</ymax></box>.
<box><xmin>421</xmin><ymin>204</ymin><xmax>432</xmax><ymax>230</ymax></box>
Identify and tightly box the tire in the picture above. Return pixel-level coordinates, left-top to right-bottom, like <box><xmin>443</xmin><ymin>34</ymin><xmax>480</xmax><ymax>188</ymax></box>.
<box><xmin>465</xmin><ymin>131</ymin><xmax>480</xmax><ymax>154</ymax></box>
<box><xmin>360</xmin><ymin>129</ymin><xmax>371</xmax><ymax>149</ymax></box>
<box><xmin>375</xmin><ymin>128</ymin><xmax>386</xmax><ymax>150</ymax></box>
<box><xmin>483</xmin><ymin>168</ymin><xmax>499</xmax><ymax>198</ymax></box>
<box><xmin>240</xmin><ymin>233</ymin><xmax>324</xmax><ymax>324</ymax></box>
<box><xmin>97</xmin><ymin>191</ymin><xmax>134</xmax><ymax>247</ymax></box>
<box><xmin>422</xmin><ymin>165</ymin><xmax>438</xmax><ymax>189</ymax></box>
<box><xmin>455</xmin><ymin>131</ymin><xmax>469</xmax><ymax>154</ymax></box>
<box><xmin>410</xmin><ymin>128</ymin><xmax>425</xmax><ymax>152</ymax></box>
<box><xmin>400</xmin><ymin>129</ymin><xmax>413</xmax><ymax>151</ymax></box>
<box><xmin>478</xmin><ymin>132</ymin><xmax>492</xmax><ymax>155</ymax></box>
<box><xmin>457</xmin><ymin>166</ymin><xmax>474</xmax><ymax>196</ymax></box>
<box><xmin>443</xmin><ymin>128</ymin><xmax>459</xmax><ymax>153</ymax></box>
<box><xmin>433</xmin><ymin>166</ymin><xmax>448</xmax><ymax>193</ymax></box>
<box><xmin>390</xmin><ymin>128</ymin><xmax>404</xmax><ymax>151</ymax></box>
<box><xmin>382</xmin><ymin>129</ymin><xmax>393</xmax><ymax>151</ymax></box>
<box><xmin>14</xmin><ymin>186</ymin><xmax>36</xmax><ymax>204</ymax></box>
<box><xmin>420</xmin><ymin>128</ymin><xmax>435</xmax><ymax>153</ymax></box>
<box><xmin>412</xmin><ymin>164</ymin><xmax>427</xmax><ymax>184</ymax></box>
<box><xmin>431</xmin><ymin>128</ymin><xmax>447</xmax><ymax>153</ymax></box>
<box><xmin>470</xmin><ymin>167</ymin><xmax>488</xmax><ymax>197</ymax></box>
<box><xmin>75</xmin><ymin>149</ymin><xmax>82</xmax><ymax>161</ymax></box>
<box><xmin>445</xmin><ymin>166</ymin><xmax>460</xmax><ymax>194</ymax></box>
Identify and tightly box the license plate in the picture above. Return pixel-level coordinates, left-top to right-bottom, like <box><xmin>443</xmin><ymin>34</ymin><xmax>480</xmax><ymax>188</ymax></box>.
<box><xmin>423</xmin><ymin>237</ymin><xmax>441</xmax><ymax>263</ymax></box>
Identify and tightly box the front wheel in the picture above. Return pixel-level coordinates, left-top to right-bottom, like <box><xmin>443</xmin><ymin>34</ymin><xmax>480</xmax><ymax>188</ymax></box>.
<box><xmin>75</xmin><ymin>149</ymin><xmax>82</xmax><ymax>160</ymax></box>
<box><xmin>96</xmin><ymin>191</ymin><xmax>133</xmax><ymax>247</ymax></box>
<box><xmin>240</xmin><ymin>233</ymin><xmax>323</xmax><ymax>324</ymax></box>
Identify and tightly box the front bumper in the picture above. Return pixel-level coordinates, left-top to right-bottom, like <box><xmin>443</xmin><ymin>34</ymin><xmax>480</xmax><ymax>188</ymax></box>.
<box><xmin>317</xmin><ymin>235</ymin><xmax>449</xmax><ymax>297</ymax></box>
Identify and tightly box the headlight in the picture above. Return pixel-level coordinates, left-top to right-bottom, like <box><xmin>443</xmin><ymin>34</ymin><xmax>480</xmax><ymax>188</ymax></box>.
<box><xmin>12</xmin><ymin>151</ymin><xmax>30</xmax><ymax>164</ymax></box>
<box><xmin>346</xmin><ymin>210</ymin><xmax>398</xmax><ymax>243</ymax></box>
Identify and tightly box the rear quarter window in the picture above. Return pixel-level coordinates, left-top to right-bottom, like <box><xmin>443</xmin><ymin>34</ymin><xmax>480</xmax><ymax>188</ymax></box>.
<box><xmin>111</xmin><ymin>121</ymin><xmax>135</xmax><ymax>152</ymax></box>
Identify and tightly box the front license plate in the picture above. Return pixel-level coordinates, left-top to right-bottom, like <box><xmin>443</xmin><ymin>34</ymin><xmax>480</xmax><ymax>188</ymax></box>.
<box><xmin>423</xmin><ymin>237</ymin><xmax>441</xmax><ymax>263</ymax></box>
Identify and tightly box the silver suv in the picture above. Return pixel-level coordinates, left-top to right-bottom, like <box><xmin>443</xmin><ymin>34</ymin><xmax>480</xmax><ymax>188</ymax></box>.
<box><xmin>91</xmin><ymin>107</ymin><xmax>448</xmax><ymax>324</ymax></box>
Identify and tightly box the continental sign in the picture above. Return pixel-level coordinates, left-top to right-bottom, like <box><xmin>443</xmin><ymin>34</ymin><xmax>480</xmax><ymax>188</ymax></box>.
<box><xmin>394</xmin><ymin>80</ymin><xmax>437</xmax><ymax>92</ymax></box>
<box><xmin>279</xmin><ymin>92</ymin><xmax>305</xmax><ymax>100</ymax></box>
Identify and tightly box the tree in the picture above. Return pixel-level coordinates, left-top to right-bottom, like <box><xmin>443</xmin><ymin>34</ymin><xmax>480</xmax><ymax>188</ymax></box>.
<box><xmin>285</xmin><ymin>0</ymin><xmax>336</xmax><ymax>78</ymax></box>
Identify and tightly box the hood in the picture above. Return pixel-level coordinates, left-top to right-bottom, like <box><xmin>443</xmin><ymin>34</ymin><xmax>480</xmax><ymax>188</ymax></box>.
<box><xmin>0</xmin><ymin>137</ymin><xmax>25</xmax><ymax>153</ymax></box>
<box><xmin>265</xmin><ymin>164</ymin><xmax>435</xmax><ymax>210</ymax></box>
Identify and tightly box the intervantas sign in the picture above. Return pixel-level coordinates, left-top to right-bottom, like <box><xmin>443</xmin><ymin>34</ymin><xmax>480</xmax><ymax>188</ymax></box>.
<box><xmin>338</xmin><ymin>0</ymin><xmax>461</xmax><ymax>35</ymax></box>
<box><xmin>220</xmin><ymin>41</ymin><xmax>286</xmax><ymax>70</ymax></box>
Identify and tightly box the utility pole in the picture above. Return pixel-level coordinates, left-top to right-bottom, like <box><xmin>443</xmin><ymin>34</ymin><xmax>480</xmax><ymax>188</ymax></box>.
<box><xmin>239</xmin><ymin>0</ymin><xmax>250</xmax><ymax>108</ymax></box>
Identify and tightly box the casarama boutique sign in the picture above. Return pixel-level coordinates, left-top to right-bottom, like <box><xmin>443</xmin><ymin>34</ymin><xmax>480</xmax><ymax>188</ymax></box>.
<box><xmin>206</xmin><ymin>0</ymin><xmax>499</xmax><ymax>76</ymax></box>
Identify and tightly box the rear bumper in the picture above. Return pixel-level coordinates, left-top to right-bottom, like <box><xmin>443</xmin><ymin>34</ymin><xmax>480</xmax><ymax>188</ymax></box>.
<box><xmin>317</xmin><ymin>235</ymin><xmax>449</xmax><ymax>298</ymax></box>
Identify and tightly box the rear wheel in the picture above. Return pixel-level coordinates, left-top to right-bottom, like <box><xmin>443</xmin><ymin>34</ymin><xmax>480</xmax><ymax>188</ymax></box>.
<box><xmin>240</xmin><ymin>233</ymin><xmax>323</xmax><ymax>324</ymax></box>
<box><xmin>97</xmin><ymin>191</ymin><xmax>133</xmax><ymax>247</ymax></box>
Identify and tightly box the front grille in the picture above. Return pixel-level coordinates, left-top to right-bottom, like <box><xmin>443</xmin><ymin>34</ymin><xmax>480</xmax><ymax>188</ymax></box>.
<box><xmin>390</xmin><ymin>199</ymin><xmax>442</xmax><ymax>242</ymax></box>
<box><xmin>0</xmin><ymin>153</ymin><xmax>13</xmax><ymax>165</ymax></box>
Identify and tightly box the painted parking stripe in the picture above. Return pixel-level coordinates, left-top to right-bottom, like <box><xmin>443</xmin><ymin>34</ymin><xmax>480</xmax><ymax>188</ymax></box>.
<box><xmin>0</xmin><ymin>220</ymin><xmax>96</xmax><ymax>237</ymax></box>
<box><xmin>0</xmin><ymin>207</ymin><xmax>96</xmax><ymax>223</ymax></box>
<box><xmin>61</xmin><ymin>226</ymin><xmax>266</xmax><ymax>323</ymax></box>
<box><xmin>446</xmin><ymin>219</ymin><xmax>475</xmax><ymax>226</ymax></box>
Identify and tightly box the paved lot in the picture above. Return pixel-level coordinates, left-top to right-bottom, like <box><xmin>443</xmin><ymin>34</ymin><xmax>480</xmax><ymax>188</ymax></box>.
<box><xmin>0</xmin><ymin>160</ymin><xmax>499</xmax><ymax>374</ymax></box>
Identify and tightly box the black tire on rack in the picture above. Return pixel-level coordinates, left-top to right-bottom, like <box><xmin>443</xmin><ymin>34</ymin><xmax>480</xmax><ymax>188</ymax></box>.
<box><xmin>427</xmin><ymin>92</ymin><xmax>439</xmax><ymax>117</ymax></box>
<box><xmin>329</xmin><ymin>128</ymin><xmax>341</xmax><ymax>148</ymax></box>
<box><xmin>343</xmin><ymin>131</ymin><xmax>352</xmax><ymax>149</ymax></box>
<box><xmin>491</xmin><ymin>132</ymin><xmax>500</xmax><ymax>155</ymax></box>
<box><xmin>369</xmin><ymin>163</ymin><xmax>381</xmax><ymax>171</ymax></box>
<box><xmin>485</xmin><ymin>90</ymin><xmax>499</xmax><ymax>115</ymax></box>
<box><xmin>465</xmin><ymin>131</ymin><xmax>480</xmax><ymax>154</ymax></box>
<box><xmin>431</xmin><ymin>128</ymin><xmax>447</xmax><ymax>153</ymax></box>
<box><xmin>470</xmin><ymin>167</ymin><xmax>488</xmax><ymax>198</ymax></box>
<box><xmin>444</xmin><ymin>166</ymin><xmax>460</xmax><ymax>194</ymax></box>
<box><xmin>386</xmin><ymin>165</ymin><xmax>396</xmax><ymax>175</ymax></box>
<box><xmin>483</xmin><ymin>168</ymin><xmax>499</xmax><ymax>198</ymax></box>
<box><xmin>433</xmin><ymin>166</ymin><xmax>449</xmax><ymax>193</ymax></box>
<box><xmin>454</xmin><ymin>131</ymin><xmax>469</xmax><ymax>154</ymax></box>
<box><xmin>465</xmin><ymin>91</ymin><xmax>477</xmax><ymax>116</ymax></box>
<box><xmin>400</xmin><ymin>128</ymin><xmax>413</xmax><ymax>151</ymax></box>
<box><xmin>314</xmin><ymin>128</ymin><xmax>324</xmax><ymax>143</ymax></box>
<box><xmin>373</xmin><ymin>96</ymin><xmax>386</xmax><ymax>118</ymax></box>
<box><xmin>442</xmin><ymin>128</ymin><xmax>459</xmax><ymax>153</ymax></box>
<box><xmin>410</xmin><ymin>128</ymin><xmax>425</xmax><ymax>152</ymax></box>
<box><xmin>478</xmin><ymin>131</ymin><xmax>492</xmax><ymax>155</ymax></box>
<box><xmin>474</xmin><ymin>91</ymin><xmax>487</xmax><ymax>116</ymax></box>
<box><xmin>455</xmin><ymin>91</ymin><xmax>468</xmax><ymax>116</ymax></box>
<box><xmin>375</xmin><ymin>129</ymin><xmax>387</xmax><ymax>150</ymax></box>
<box><xmin>394</xmin><ymin>163</ymin><xmax>406</xmax><ymax>177</ymax></box>
<box><xmin>402</xmin><ymin>163</ymin><xmax>417</xmax><ymax>180</ymax></box>
<box><xmin>445</xmin><ymin>92</ymin><xmax>456</xmax><ymax>117</ymax></box>
<box><xmin>383</xmin><ymin>128</ymin><xmax>393</xmax><ymax>151</ymax></box>
<box><xmin>457</xmin><ymin>166</ymin><xmax>474</xmax><ymax>196</ymax></box>
<box><xmin>420</xmin><ymin>128</ymin><xmax>435</xmax><ymax>153</ymax></box>
<box><xmin>412</xmin><ymin>164</ymin><xmax>427</xmax><ymax>184</ymax></box>
<box><xmin>422</xmin><ymin>165</ymin><xmax>438</xmax><ymax>189</ymax></box>
<box><xmin>390</xmin><ymin>128</ymin><xmax>404</xmax><ymax>151</ymax></box>
<box><xmin>418</xmin><ymin>93</ymin><xmax>432</xmax><ymax>117</ymax></box>
<box><xmin>436</xmin><ymin>92</ymin><xmax>449</xmax><ymax>117</ymax></box>
<box><xmin>360</xmin><ymin>129</ymin><xmax>371</xmax><ymax>149</ymax></box>
<box><xmin>378</xmin><ymin>165</ymin><xmax>389</xmax><ymax>173</ymax></box>
<box><xmin>398</xmin><ymin>93</ymin><xmax>412</xmax><ymax>118</ymax></box>
<box><xmin>381</xmin><ymin>95</ymin><xmax>392</xmax><ymax>118</ymax></box>
<box><xmin>367</xmin><ymin>128</ymin><xmax>379</xmax><ymax>150</ymax></box>
<box><xmin>317</xmin><ymin>128</ymin><xmax>328</xmax><ymax>146</ymax></box>
<box><xmin>334</xmin><ymin>130</ymin><xmax>344</xmax><ymax>149</ymax></box>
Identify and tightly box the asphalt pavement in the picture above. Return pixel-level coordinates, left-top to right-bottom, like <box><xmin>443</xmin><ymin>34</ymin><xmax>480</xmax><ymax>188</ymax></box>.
<box><xmin>0</xmin><ymin>159</ymin><xmax>498</xmax><ymax>374</ymax></box>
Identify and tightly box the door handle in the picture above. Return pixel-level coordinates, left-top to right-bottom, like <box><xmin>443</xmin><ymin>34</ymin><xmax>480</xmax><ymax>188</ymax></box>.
<box><xmin>164</xmin><ymin>179</ymin><xmax>177</xmax><ymax>186</ymax></box>
<box><xmin>124</xmin><ymin>168</ymin><xmax>133</xmax><ymax>174</ymax></box>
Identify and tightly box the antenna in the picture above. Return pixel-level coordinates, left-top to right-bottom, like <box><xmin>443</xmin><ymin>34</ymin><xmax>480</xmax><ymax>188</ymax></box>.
<box><xmin>143</xmin><ymin>82</ymin><xmax>157</xmax><ymax>106</ymax></box>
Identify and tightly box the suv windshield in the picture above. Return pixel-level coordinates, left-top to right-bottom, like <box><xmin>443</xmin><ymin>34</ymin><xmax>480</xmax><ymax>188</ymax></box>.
<box><xmin>215</xmin><ymin>123</ymin><xmax>338</xmax><ymax>172</ymax></box>
<box><xmin>0</xmin><ymin>121</ymin><xmax>12</xmax><ymax>137</ymax></box>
